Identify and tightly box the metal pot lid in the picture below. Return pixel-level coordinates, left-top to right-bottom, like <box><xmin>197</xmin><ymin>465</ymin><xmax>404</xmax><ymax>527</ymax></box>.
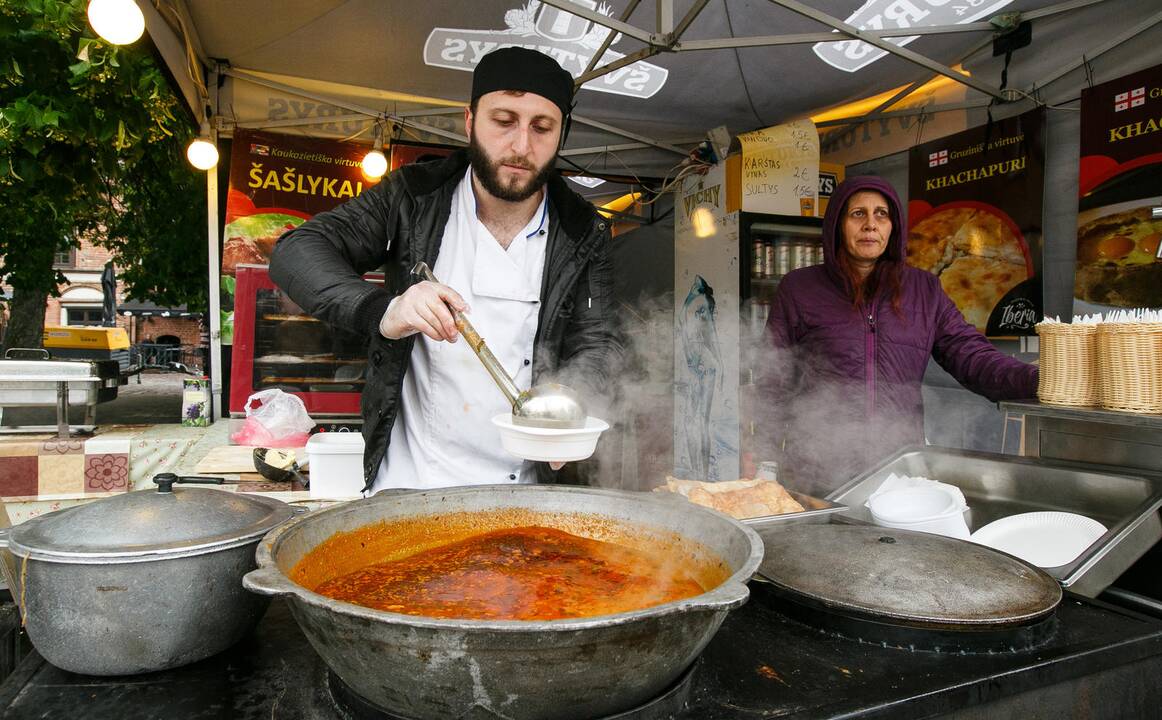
<box><xmin>7</xmin><ymin>485</ymin><xmax>295</xmax><ymax>563</ymax></box>
<box><xmin>757</xmin><ymin>524</ymin><xmax>1062</xmax><ymax>627</ymax></box>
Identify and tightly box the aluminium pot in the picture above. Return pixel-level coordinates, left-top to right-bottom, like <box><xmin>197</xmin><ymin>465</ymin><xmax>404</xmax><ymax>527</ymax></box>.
<box><xmin>242</xmin><ymin>484</ymin><xmax>764</xmax><ymax>720</ymax></box>
<box><xmin>0</xmin><ymin>474</ymin><xmax>297</xmax><ymax>676</ymax></box>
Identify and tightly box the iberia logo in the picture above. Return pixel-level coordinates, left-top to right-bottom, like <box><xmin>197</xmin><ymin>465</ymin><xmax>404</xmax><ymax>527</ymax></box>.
<box><xmin>928</xmin><ymin>150</ymin><xmax>948</xmax><ymax>168</ymax></box>
<box><xmin>1114</xmin><ymin>87</ymin><xmax>1146</xmax><ymax>112</ymax></box>
<box><xmin>424</xmin><ymin>0</ymin><xmax>668</xmax><ymax>99</ymax></box>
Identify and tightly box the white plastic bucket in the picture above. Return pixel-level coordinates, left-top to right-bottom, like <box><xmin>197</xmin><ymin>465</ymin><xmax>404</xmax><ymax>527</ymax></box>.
<box><xmin>867</xmin><ymin>487</ymin><xmax>970</xmax><ymax>539</ymax></box>
<box><xmin>305</xmin><ymin>432</ymin><xmax>365</xmax><ymax>499</ymax></box>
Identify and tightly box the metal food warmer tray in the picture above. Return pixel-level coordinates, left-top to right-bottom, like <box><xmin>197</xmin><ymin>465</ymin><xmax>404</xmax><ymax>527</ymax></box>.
<box><xmin>741</xmin><ymin>489</ymin><xmax>849</xmax><ymax>528</ymax></box>
<box><xmin>828</xmin><ymin>446</ymin><xmax>1162</xmax><ymax>597</ymax></box>
<box><xmin>0</xmin><ymin>350</ymin><xmax>120</xmax><ymax>438</ymax></box>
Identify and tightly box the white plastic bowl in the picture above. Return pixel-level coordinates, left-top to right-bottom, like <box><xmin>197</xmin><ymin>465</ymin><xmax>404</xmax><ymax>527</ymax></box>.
<box><xmin>867</xmin><ymin>487</ymin><xmax>970</xmax><ymax>539</ymax></box>
<box><xmin>491</xmin><ymin>414</ymin><xmax>609</xmax><ymax>463</ymax></box>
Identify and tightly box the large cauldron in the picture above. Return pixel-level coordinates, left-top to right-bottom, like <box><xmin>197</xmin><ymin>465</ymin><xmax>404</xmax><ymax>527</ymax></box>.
<box><xmin>243</xmin><ymin>485</ymin><xmax>763</xmax><ymax>720</ymax></box>
<box><xmin>0</xmin><ymin>476</ymin><xmax>297</xmax><ymax>675</ymax></box>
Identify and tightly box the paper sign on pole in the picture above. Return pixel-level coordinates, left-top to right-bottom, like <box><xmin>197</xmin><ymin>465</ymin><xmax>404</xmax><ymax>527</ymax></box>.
<box><xmin>731</xmin><ymin>119</ymin><xmax>820</xmax><ymax>216</ymax></box>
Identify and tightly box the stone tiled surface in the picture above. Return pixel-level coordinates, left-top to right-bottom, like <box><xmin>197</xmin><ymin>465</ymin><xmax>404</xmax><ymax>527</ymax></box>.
<box><xmin>0</xmin><ymin>429</ymin><xmax>135</xmax><ymax>502</ymax></box>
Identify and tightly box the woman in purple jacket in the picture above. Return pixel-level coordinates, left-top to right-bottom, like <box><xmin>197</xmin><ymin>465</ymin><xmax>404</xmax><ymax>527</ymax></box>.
<box><xmin>762</xmin><ymin>176</ymin><xmax>1037</xmax><ymax>496</ymax></box>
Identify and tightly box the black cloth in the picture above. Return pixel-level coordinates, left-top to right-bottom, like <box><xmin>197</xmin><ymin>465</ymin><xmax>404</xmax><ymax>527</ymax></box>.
<box><xmin>471</xmin><ymin>47</ymin><xmax>573</xmax><ymax>119</ymax></box>
<box><xmin>100</xmin><ymin>261</ymin><xmax>116</xmax><ymax>327</ymax></box>
<box><xmin>269</xmin><ymin>150</ymin><xmax>622</xmax><ymax>490</ymax></box>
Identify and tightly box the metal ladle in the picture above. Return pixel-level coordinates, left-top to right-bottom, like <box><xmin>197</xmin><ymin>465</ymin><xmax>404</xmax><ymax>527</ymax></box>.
<box><xmin>412</xmin><ymin>262</ymin><xmax>587</xmax><ymax>429</ymax></box>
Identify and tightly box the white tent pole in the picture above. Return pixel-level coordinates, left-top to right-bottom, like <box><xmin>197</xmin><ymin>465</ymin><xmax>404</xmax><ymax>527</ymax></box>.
<box><xmin>657</xmin><ymin>0</ymin><xmax>674</xmax><ymax>35</ymax></box>
<box><xmin>571</xmin><ymin>114</ymin><xmax>689</xmax><ymax>156</ymax></box>
<box><xmin>224</xmin><ymin>68</ymin><xmax>685</xmax><ymax>159</ymax></box>
<box><xmin>561</xmin><ymin>139</ymin><xmax>700</xmax><ymax>157</ymax></box>
<box><xmin>574</xmin><ymin>46</ymin><xmax>664</xmax><ymax>86</ymax></box>
<box><xmin>205</xmin><ymin>69</ymin><xmax>223</xmax><ymax>421</ymax></box>
<box><xmin>229</xmin><ymin>107</ymin><xmax>465</xmax><ymax>132</ymax></box>
<box><xmin>767</xmin><ymin>0</ymin><xmax>1007</xmax><ymax>100</ymax></box>
<box><xmin>582</xmin><ymin>0</ymin><xmax>644</xmax><ymax>76</ymax></box>
<box><xmin>223</xmin><ymin>69</ymin><xmax>470</xmax><ymax>145</ymax></box>
<box><xmin>817</xmin><ymin>34</ymin><xmax>994</xmax><ymax>144</ymax></box>
<box><xmin>1033</xmin><ymin>8</ymin><xmax>1162</xmax><ymax>91</ymax></box>
<box><xmin>670</xmin><ymin>0</ymin><xmax>711</xmax><ymax>41</ymax></box>
<box><xmin>816</xmin><ymin>100</ymin><xmax>994</xmax><ymax>128</ymax></box>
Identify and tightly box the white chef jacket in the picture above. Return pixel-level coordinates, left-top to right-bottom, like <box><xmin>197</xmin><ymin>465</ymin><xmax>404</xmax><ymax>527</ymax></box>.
<box><xmin>373</xmin><ymin>169</ymin><xmax>548</xmax><ymax>491</ymax></box>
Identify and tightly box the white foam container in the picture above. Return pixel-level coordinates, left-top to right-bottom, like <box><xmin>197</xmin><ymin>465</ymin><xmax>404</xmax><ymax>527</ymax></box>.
<box><xmin>491</xmin><ymin>414</ymin><xmax>609</xmax><ymax>462</ymax></box>
<box><xmin>867</xmin><ymin>487</ymin><xmax>970</xmax><ymax>539</ymax></box>
<box><xmin>305</xmin><ymin>432</ymin><xmax>365</xmax><ymax>498</ymax></box>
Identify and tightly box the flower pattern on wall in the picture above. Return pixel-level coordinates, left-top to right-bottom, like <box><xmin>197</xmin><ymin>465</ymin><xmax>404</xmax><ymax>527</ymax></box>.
<box><xmin>41</xmin><ymin>439</ymin><xmax>84</xmax><ymax>455</ymax></box>
<box><xmin>86</xmin><ymin>454</ymin><xmax>129</xmax><ymax>492</ymax></box>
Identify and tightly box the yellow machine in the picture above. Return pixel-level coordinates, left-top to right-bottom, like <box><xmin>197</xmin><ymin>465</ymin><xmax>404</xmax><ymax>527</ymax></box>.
<box><xmin>43</xmin><ymin>326</ymin><xmax>130</xmax><ymax>351</ymax></box>
<box><xmin>42</xmin><ymin>326</ymin><xmax>132</xmax><ymax>373</ymax></box>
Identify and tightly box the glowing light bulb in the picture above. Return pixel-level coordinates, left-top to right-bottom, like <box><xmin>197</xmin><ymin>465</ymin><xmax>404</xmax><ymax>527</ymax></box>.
<box><xmin>186</xmin><ymin>138</ymin><xmax>219</xmax><ymax>170</ymax></box>
<box><xmin>692</xmin><ymin>207</ymin><xmax>717</xmax><ymax>238</ymax></box>
<box><xmin>362</xmin><ymin>149</ymin><xmax>388</xmax><ymax>179</ymax></box>
<box><xmin>87</xmin><ymin>0</ymin><xmax>145</xmax><ymax>45</ymax></box>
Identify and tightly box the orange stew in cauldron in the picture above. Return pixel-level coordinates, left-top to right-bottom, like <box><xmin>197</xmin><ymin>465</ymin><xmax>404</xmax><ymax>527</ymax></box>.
<box><xmin>291</xmin><ymin>512</ymin><xmax>728</xmax><ymax>621</ymax></box>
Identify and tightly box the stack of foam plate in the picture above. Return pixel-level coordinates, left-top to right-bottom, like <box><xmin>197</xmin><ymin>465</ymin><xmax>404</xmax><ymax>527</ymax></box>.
<box><xmin>970</xmin><ymin>512</ymin><xmax>1108</xmax><ymax>568</ymax></box>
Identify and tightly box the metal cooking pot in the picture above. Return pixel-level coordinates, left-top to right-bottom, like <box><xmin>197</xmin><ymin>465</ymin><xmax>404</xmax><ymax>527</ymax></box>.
<box><xmin>0</xmin><ymin>474</ymin><xmax>297</xmax><ymax>675</ymax></box>
<box><xmin>243</xmin><ymin>485</ymin><xmax>763</xmax><ymax>720</ymax></box>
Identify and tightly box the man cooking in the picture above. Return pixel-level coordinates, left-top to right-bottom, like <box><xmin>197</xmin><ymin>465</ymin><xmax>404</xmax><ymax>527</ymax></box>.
<box><xmin>269</xmin><ymin>47</ymin><xmax>622</xmax><ymax>493</ymax></box>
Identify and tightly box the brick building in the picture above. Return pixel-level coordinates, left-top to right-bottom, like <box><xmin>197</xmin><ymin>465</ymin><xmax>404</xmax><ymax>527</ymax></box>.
<box><xmin>1</xmin><ymin>236</ymin><xmax>204</xmax><ymax>367</ymax></box>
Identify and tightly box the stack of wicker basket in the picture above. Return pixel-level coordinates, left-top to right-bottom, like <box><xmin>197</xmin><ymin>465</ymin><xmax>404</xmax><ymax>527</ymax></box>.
<box><xmin>1096</xmin><ymin>321</ymin><xmax>1162</xmax><ymax>413</ymax></box>
<box><xmin>1037</xmin><ymin>314</ymin><xmax>1162</xmax><ymax>414</ymax></box>
<box><xmin>1036</xmin><ymin>321</ymin><xmax>1100</xmax><ymax>407</ymax></box>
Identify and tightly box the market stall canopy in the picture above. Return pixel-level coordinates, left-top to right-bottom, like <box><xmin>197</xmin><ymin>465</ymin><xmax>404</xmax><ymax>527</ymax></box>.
<box><xmin>146</xmin><ymin>0</ymin><xmax>1162</xmax><ymax>176</ymax></box>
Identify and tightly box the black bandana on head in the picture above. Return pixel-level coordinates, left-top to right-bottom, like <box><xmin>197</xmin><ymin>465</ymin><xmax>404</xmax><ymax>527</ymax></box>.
<box><xmin>471</xmin><ymin>47</ymin><xmax>574</xmax><ymax>121</ymax></box>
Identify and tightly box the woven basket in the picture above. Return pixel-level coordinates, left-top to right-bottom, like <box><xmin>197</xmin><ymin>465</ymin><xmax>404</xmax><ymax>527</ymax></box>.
<box><xmin>1036</xmin><ymin>322</ymin><xmax>1100</xmax><ymax>407</ymax></box>
<box><xmin>1097</xmin><ymin>322</ymin><xmax>1162</xmax><ymax>414</ymax></box>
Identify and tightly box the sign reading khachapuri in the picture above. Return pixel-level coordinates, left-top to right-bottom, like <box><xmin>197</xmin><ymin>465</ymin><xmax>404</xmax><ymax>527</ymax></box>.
<box><xmin>1074</xmin><ymin>63</ymin><xmax>1162</xmax><ymax>311</ymax></box>
<box><xmin>907</xmin><ymin>108</ymin><xmax>1045</xmax><ymax>335</ymax></box>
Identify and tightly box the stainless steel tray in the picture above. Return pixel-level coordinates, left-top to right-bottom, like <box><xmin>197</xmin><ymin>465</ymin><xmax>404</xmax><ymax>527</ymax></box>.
<box><xmin>828</xmin><ymin>446</ymin><xmax>1162</xmax><ymax>597</ymax></box>
<box><xmin>741</xmin><ymin>490</ymin><xmax>848</xmax><ymax>528</ymax></box>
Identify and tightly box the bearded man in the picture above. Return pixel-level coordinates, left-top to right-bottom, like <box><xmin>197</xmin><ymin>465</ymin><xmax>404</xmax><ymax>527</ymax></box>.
<box><xmin>269</xmin><ymin>47</ymin><xmax>622</xmax><ymax>492</ymax></box>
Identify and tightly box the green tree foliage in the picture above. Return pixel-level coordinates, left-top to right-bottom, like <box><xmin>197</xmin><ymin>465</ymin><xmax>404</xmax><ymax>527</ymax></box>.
<box><xmin>0</xmin><ymin>0</ymin><xmax>206</xmax><ymax>350</ymax></box>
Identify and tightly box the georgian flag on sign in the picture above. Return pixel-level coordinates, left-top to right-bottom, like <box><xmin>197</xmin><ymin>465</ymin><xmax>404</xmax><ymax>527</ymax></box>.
<box><xmin>1115</xmin><ymin>87</ymin><xmax>1146</xmax><ymax>112</ymax></box>
<box><xmin>928</xmin><ymin>150</ymin><xmax>949</xmax><ymax>168</ymax></box>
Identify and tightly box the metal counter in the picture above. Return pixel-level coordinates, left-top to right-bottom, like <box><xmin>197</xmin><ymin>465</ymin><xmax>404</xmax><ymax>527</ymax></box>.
<box><xmin>999</xmin><ymin>400</ymin><xmax>1162</xmax><ymax>474</ymax></box>
<box><xmin>828</xmin><ymin>446</ymin><xmax>1162</xmax><ymax>597</ymax></box>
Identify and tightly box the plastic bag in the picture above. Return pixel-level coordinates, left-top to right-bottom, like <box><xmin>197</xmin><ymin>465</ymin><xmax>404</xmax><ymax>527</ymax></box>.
<box><xmin>230</xmin><ymin>389</ymin><xmax>315</xmax><ymax>447</ymax></box>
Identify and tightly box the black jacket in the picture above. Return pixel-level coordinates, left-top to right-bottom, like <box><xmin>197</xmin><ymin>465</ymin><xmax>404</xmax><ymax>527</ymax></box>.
<box><xmin>269</xmin><ymin>151</ymin><xmax>622</xmax><ymax>489</ymax></box>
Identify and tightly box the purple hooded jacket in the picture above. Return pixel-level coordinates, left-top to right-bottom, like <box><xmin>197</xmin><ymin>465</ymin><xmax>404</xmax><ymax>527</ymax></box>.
<box><xmin>762</xmin><ymin>176</ymin><xmax>1038</xmax><ymax>494</ymax></box>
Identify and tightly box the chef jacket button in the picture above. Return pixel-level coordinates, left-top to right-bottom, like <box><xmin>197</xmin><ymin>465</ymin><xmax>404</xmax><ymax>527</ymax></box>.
<box><xmin>509</xmin><ymin>474</ymin><xmax>516</xmax><ymax>480</ymax></box>
<box><xmin>523</xmin><ymin>358</ymin><xmax>530</xmax><ymax>366</ymax></box>
<box><xmin>372</xmin><ymin>350</ymin><xmax>383</xmax><ymax>365</ymax></box>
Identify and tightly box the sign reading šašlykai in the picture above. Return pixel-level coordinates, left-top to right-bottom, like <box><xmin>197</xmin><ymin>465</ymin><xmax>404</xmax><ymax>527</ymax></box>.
<box><xmin>223</xmin><ymin>129</ymin><xmax>378</xmax><ymax>277</ymax></box>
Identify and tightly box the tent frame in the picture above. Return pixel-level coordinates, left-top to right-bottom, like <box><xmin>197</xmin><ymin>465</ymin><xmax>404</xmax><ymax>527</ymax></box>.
<box><xmin>145</xmin><ymin>0</ymin><xmax>1155</xmax><ymax>421</ymax></box>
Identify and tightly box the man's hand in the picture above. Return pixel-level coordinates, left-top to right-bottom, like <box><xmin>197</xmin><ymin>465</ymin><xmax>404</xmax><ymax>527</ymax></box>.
<box><xmin>380</xmin><ymin>281</ymin><xmax>468</xmax><ymax>342</ymax></box>
<box><xmin>549</xmin><ymin>462</ymin><xmax>565</xmax><ymax>471</ymax></box>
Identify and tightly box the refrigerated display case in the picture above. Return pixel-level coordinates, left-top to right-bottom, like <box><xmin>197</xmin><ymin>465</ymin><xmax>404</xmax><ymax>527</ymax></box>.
<box><xmin>230</xmin><ymin>264</ymin><xmax>384</xmax><ymax>417</ymax></box>
<box><xmin>739</xmin><ymin>214</ymin><xmax>824</xmax><ymax>339</ymax></box>
<box><xmin>674</xmin><ymin>160</ymin><xmax>827</xmax><ymax>483</ymax></box>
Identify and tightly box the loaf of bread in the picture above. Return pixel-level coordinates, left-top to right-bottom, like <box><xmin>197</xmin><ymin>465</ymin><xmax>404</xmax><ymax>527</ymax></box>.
<box><xmin>657</xmin><ymin>476</ymin><xmax>805</xmax><ymax>519</ymax></box>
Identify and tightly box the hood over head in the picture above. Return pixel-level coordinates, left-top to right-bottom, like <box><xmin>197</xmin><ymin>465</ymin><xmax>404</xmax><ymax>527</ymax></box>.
<box><xmin>821</xmin><ymin>176</ymin><xmax>906</xmax><ymax>287</ymax></box>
